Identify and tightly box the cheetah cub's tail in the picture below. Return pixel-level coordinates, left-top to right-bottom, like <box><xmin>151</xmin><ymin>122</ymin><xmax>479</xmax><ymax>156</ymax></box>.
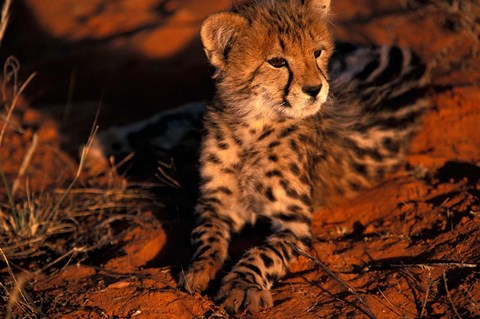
<box><xmin>314</xmin><ymin>43</ymin><xmax>431</xmax><ymax>206</ymax></box>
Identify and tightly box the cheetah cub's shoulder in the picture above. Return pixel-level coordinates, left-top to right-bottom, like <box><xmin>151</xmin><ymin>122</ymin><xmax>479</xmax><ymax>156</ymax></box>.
<box><xmin>179</xmin><ymin>0</ymin><xmax>428</xmax><ymax>315</ymax></box>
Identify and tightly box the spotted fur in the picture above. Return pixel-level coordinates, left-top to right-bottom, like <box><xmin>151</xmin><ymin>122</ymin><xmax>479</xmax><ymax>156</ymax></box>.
<box><xmin>175</xmin><ymin>0</ymin><xmax>429</xmax><ymax>314</ymax></box>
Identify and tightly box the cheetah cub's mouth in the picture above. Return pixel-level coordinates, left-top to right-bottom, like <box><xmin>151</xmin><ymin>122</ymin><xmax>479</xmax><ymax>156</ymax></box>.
<box><xmin>200</xmin><ymin>0</ymin><xmax>334</xmax><ymax>120</ymax></box>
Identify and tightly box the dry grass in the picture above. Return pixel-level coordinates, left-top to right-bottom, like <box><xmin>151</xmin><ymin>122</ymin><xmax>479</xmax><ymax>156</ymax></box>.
<box><xmin>0</xmin><ymin>106</ymin><xmax>155</xmax><ymax>317</ymax></box>
<box><xmin>0</xmin><ymin>3</ymin><xmax>155</xmax><ymax>317</ymax></box>
<box><xmin>0</xmin><ymin>0</ymin><xmax>11</xmax><ymax>48</ymax></box>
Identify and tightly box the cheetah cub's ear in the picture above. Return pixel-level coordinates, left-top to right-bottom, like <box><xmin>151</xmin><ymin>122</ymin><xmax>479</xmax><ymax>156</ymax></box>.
<box><xmin>200</xmin><ymin>12</ymin><xmax>247</xmax><ymax>73</ymax></box>
<box><xmin>305</xmin><ymin>0</ymin><xmax>331</xmax><ymax>12</ymax></box>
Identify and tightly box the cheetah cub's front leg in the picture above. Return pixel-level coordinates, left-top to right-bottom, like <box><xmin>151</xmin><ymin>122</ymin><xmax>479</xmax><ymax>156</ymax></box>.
<box><xmin>216</xmin><ymin>221</ymin><xmax>312</xmax><ymax>314</ymax></box>
<box><xmin>179</xmin><ymin>120</ymin><xmax>246</xmax><ymax>293</ymax></box>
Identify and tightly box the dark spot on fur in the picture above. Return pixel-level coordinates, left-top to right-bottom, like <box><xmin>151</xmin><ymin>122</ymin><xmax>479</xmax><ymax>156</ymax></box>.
<box><xmin>290</xmin><ymin>163</ymin><xmax>300</xmax><ymax>175</ymax></box>
<box><xmin>273</xmin><ymin>212</ymin><xmax>311</xmax><ymax>225</ymax></box>
<box><xmin>191</xmin><ymin>230</ymin><xmax>206</xmax><ymax>240</ymax></box>
<box><xmin>269</xmin><ymin>154</ymin><xmax>278</xmax><ymax>162</ymax></box>
<box><xmin>221</xmin><ymin>168</ymin><xmax>236</xmax><ymax>174</ymax></box>
<box><xmin>265</xmin><ymin>187</ymin><xmax>276</xmax><ymax>202</ymax></box>
<box><xmin>201</xmin><ymin>176</ymin><xmax>213</xmax><ymax>184</ymax></box>
<box><xmin>349</xmin><ymin>181</ymin><xmax>362</xmax><ymax>191</ymax></box>
<box><xmin>260</xmin><ymin>253</ymin><xmax>274</xmax><ymax>267</ymax></box>
<box><xmin>300</xmin><ymin>194</ymin><xmax>311</xmax><ymax>206</ymax></box>
<box><xmin>266</xmin><ymin>170</ymin><xmax>283</xmax><ymax>178</ymax></box>
<box><xmin>194</xmin><ymin>245</ymin><xmax>211</xmax><ymax>258</ymax></box>
<box><xmin>207</xmin><ymin>237</ymin><xmax>218</xmax><ymax>243</ymax></box>
<box><xmin>266</xmin><ymin>272</ymin><xmax>280</xmax><ymax>283</ymax></box>
<box><xmin>255</xmin><ymin>182</ymin><xmax>264</xmax><ymax>192</ymax></box>
<box><xmin>290</xmin><ymin>139</ymin><xmax>299</xmax><ymax>152</ymax></box>
<box><xmin>376</xmin><ymin>167</ymin><xmax>385</xmax><ymax>178</ymax></box>
<box><xmin>268</xmin><ymin>141</ymin><xmax>281</xmax><ymax>148</ymax></box>
<box><xmin>288</xmin><ymin>204</ymin><xmax>302</xmax><ymax>213</ymax></box>
<box><xmin>218</xmin><ymin>142</ymin><xmax>229</xmax><ymax>150</ymax></box>
<box><xmin>258</xmin><ymin>128</ymin><xmax>274</xmax><ymax>141</ymax></box>
<box><xmin>279</xmin><ymin>125</ymin><xmax>298</xmax><ymax>138</ymax></box>
<box><xmin>266</xmin><ymin>244</ymin><xmax>285</xmax><ymax>264</ymax></box>
<box><xmin>206</xmin><ymin>154</ymin><xmax>222</xmax><ymax>164</ymax></box>
<box><xmin>217</xmin><ymin>186</ymin><xmax>233</xmax><ymax>195</ymax></box>
<box><xmin>353</xmin><ymin>162</ymin><xmax>368</xmax><ymax>176</ymax></box>
<box><xmin>382</xmin><ymin>137</ymin><xmax>400</xmax><ymax>153</ymax></box>
<box><xmin>239</xmin><ymin>262</ymin><xmax>263</xmax><ymax>277</ymax></box>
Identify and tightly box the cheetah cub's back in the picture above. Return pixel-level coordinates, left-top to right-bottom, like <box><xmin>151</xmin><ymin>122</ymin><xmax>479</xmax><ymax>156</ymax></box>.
<box><xmin>179</xmin><ymin>0</ymin><xmax>429</xmax><ymax>315</ymax></box>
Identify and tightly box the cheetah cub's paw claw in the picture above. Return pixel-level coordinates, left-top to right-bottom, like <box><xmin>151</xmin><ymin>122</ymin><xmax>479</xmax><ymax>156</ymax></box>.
<box><xmin>215</xmin><ymin>279</ymin><xmax>273</xmax><ymax>314</ymax></box>
<box><xmin>179</xmin><ymin>260</ymin><xmax>221</xmax><ymax>293</ymax></box>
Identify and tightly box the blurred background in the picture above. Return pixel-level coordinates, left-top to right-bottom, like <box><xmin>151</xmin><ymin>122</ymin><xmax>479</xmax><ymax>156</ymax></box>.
<box><xmin>2</xmin><ymin>0</ymin><xmax>477</xmax><ymax>144</ymax></box>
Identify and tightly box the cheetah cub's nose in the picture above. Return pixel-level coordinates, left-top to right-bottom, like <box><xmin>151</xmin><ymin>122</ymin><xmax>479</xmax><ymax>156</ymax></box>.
<box><xmin>302</xmin><ymin>84</ymin><xmax>322</xmax><ymax>98</ymax></box>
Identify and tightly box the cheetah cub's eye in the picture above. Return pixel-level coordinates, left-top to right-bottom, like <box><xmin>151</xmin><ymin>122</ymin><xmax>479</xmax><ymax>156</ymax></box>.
<box><xmin>268</xmin><ymin>57</ymin><xmax>287</xmax><ymax>68</ymax></box>
<box><xmin>314</xmin><ymin>49</ymin><xmax>323</xmax><ymax>58</ymax></box>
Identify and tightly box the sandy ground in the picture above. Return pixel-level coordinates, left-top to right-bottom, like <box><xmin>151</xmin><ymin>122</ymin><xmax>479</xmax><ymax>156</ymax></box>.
<box><xmin>1</xmin><ymin>1</ymin><xmax>479</xmax><ymax>318</ymax></box>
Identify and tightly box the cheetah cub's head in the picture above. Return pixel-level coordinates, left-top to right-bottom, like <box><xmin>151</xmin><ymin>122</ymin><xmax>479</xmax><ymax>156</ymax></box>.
<box><xmin>201</xmin><ymin>0</ymin><xmax>333</xmax><ymax>120</ymax></box>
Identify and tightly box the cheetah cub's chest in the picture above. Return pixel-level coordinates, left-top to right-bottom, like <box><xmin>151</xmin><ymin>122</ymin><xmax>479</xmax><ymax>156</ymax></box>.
<box><xmin>202</xmin><ymin>114</ymin><xmax>318</xmax><ymax>230</ymax></box>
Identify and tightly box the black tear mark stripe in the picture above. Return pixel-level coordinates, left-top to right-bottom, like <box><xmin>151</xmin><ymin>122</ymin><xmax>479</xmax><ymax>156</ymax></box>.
<box><xmin>282</xmin><ymin>65</ymin><xmax>294</xmax><ymax>107</ymax></box>
<box><xmin>317</xmin><ymin>65</ymin><xmax>328</xmax><ymax>82</ymax></box>
<box><xmin>246</xmin><ymin>64</ymin><xmax>263</xmax><ymax>87</ymax></box>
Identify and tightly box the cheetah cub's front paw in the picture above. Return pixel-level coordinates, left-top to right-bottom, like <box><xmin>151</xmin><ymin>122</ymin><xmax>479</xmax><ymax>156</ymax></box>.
<box><xmin>215</xmin><ymin>277</ymin><xmax>273</xmax><ymax>314</ymax></box>
<box><xmin>179</xmin><ymin>260</ymin><xmax>221</xmax><ymax>293</ymax></box>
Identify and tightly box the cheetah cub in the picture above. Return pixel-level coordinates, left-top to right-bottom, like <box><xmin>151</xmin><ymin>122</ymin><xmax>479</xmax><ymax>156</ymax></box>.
<box><xmin>179</xmin><ymin>0</ymin><xmax>428</xmax><ymax>314</ymax></box>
